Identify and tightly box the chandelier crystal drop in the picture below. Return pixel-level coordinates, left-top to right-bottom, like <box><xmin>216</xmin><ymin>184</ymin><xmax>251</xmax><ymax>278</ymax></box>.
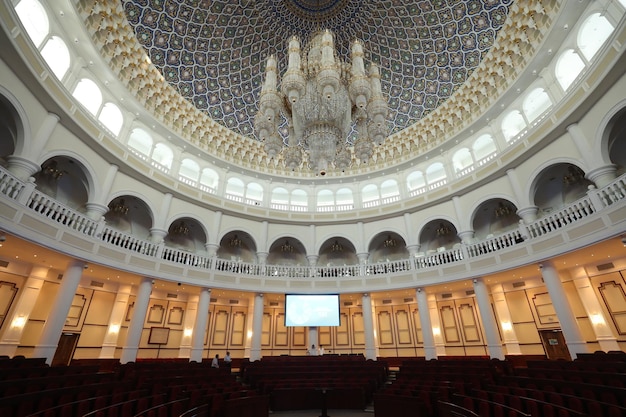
<box><xmin>255</xmin><ymin>30</ymin><xmax>389</xmax><ymax>175</ymax></box>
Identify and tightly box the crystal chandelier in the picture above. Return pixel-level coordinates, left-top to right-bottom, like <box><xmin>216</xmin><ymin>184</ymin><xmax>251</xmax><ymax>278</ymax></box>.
<box><xmin>255</xmin><ymin>30</ymin><xmax>388</xmax><ymax>175</ymax></box>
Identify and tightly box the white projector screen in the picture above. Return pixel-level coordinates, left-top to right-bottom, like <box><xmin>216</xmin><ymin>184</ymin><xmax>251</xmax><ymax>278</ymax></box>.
<box><xmin>284</xmin><ymin>294</ymin><xmax>340</xmax><ymax>327</ymax></box>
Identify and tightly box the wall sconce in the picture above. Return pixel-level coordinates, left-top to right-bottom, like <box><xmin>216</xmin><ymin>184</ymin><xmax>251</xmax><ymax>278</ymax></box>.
<box><xmin>590</xmin><ymin>314</ymin><xmax>605</xmax><ymax>325</ymax></box>
<box><xmin>11</xmin><ymin>316</ymin><xmax>26</xmax><ymax>328</ymax></box>
<box><xmin>247</xmin><ymin>330</ymin><xmax>253</xmax><ymax>339</ymax></box>
<box><xmin>432</xmin><ymin>327</ymin><xmax>441</xmax><ymax>336</ymax></box>
<box><xmin>183</xmin><ymin>328</ymin><xmax>193</xmax><ymax>338</ymax></box>
<box><xmin>108</xmin><ymin>324</ymin><xmax>120</xmax><ymax>334</ymax></box>
<box><xmin>501</xmin><ymin>321</ymin><xmax>513</xmax><ymax>331</ymax></box>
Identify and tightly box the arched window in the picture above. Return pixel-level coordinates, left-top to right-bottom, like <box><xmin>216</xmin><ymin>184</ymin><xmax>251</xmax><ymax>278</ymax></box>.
<box><xmin>200</xmin><ymin>168</ymin><xmax>219</xmax><ymax>190</ymax></box>
<box><xmin>578</xmin><ymin>13</ymin><xmax>614</xmax><ymax>61</ymax></box>
<box><xmin>380</xmin><ymin>180</ymin><xmax>399</xmax><ymax>199</ymax></box>
<box><xmin>501</xmin><ymin>110</ymin><xmax>526</xmax><ymax>142</ymax></box>
<box><xmin>246</xmin><ymin>182</ymin><xmax>263</xmax><ymax>205</ymax></box>
<box><xmin>271</xmin><ymin>187</ymin><xmax>289</xmax><ymax>207</ymax></box>
<box><xmin>336</xmin><ymin>188</ymin><xmax>354</xmax><ymax>209</ymax></box>
<box><xmin>361</xmin><ymin>184</ymin><xmax>379</xmax><ymax>205</ymax></box>
<box><xmin>426</xmin><ymin>163</ymin><xmax>446</xmax><ymax>185</ymax></box>
<box><xmin>127</xmin><ymin>128</ymin><xmax>153</xmax><ymax>156</ymax></box>
<box><xmin>179</xmin><ymin>158</ymin><xmax>200</xmax><ymax>183</ymax></box>
<box><xmin>72</xmin><ymin>78</ymin><xmax>102</xmax><ymax>116</ymax></box>
<box><xmin>291</xmin><ymin>189</ymin><xmax>308</xmax><ymax>209</ymax></box>
<box><xmin>407</xmin><ymin>171</ymin><xmax>426</xmax><ymax>192</ymax></box>
<box><xmin>225</xmin><ymin>177</ymin><xmax>245</xmax><ymax>197</ymax></box>
<box><xmin>555</xmin><ymin>49</ymin><xmax>585</xmax><ymax>92</ymax></box>
<box><xmin>15</xmin><ymin>0</ymin><xmax>49</xmax><ymax>48</ymax></box>
<box><xmin>40</xmin><ymin>36</ymin><xmax>70</xmax><ymax>80</ymax></box>
<box><xmin>317</xmin><ymin>189</ymin><xmax>334</xmax><ymax>210</ymax></box>
<box><xmin>523</xmin><ymin>88</ymin><xmax>552</xmax><ymax>123</ymax></box>
<box><xmin>452</xmin><ymin>148</ymin><xmax>473</xmax><ymax>174</ymax></box>
<box><xmin>473</xmin><ymin>134</ymin><xmax>497</xmax><ymax>162</ymax></box>
<box><xmin>152</xmin><ymin>143</ymin><xmax>173</xmax><ymax>170</ymax></box>
<box><xmin>98</xmin><ymin>102</ymin><xmax>124</xmax><ymax>136</ymax></box>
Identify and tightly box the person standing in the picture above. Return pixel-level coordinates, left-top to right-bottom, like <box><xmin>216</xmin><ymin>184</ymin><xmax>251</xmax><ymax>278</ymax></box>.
<box><xmin>319</xmin><ymin>345</ymin><xmax>325</xmax><ymax>355</ymax></box>
<box><xmin>224</xmin><ymin>351</ymin><xmax>232</xmax><ymax>370</ymax></box>
<box><xmin>211</xmin><ymin>353</ymin><xmax>219</xmax><ymax>368</ymax></box>
<box><xmin>308</xmin><ymin>344</ymin><xmax>318</xmax><ymax>356</ymax></box>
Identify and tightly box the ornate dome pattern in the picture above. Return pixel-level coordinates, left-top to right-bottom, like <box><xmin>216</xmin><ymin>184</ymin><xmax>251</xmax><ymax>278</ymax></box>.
<box><xmin>121</xmin><ymin>0</ymin><xmax>512</xmax><ymax>141</ymax></box>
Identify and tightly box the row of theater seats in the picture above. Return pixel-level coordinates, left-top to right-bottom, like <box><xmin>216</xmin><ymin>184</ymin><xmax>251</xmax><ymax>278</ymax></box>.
<box><xmin>241</xmin><ymin>355</ymin><xmax>388</xmax><ymax>411</ymax></box>
<box><xmin>0</xmin><ymin>356</ymin><xmax>269</xmax><ymax>417</ymax></box>
<box><xmin>374</xmin><ymin>353</ymin><xmax>626</xmax><ymax>417</ymax></box>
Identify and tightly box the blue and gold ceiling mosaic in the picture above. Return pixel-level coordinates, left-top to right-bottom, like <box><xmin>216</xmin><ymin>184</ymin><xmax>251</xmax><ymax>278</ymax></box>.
<box><xmin>122</xmin><ymin>0</ymin><xmax>512</xmax><ymax>140</ymax></box>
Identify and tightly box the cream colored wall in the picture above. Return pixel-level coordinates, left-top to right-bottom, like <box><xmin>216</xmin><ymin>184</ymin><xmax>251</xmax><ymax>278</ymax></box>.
<box><xmin>4</xmin><ymin>267</ymin><xmax>626</xmax><ymax>359</ymax></box>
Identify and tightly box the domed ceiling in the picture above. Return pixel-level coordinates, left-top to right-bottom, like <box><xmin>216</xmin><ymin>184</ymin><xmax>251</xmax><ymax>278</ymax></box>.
<box><xmin>121</xmin><ymin>0</ymin><xmax>513</xmax><ymax>142</ymax></box>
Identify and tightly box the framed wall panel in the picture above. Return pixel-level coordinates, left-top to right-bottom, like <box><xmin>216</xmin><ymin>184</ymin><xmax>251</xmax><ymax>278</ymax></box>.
<box><xmin>352</xmin><ymin>312</ymin><xmax>365</xmax><ymax>345</ymax></box>
<box><xmin>440</xmin><ymin>305</ymin><xmax>460</xmax><ymax>343</ymax></box>
<box><xmin>274</xmin><ymin>312</ymin><xmax>288</xmax><ymax>346</ymax></box>
<box><xmin>292</xmin><ymin>326</ymin><xmax>306</xmax><ymax>346</ymax></box>
<box><xmin>211</xmin><ymin>308</ymin><xmax>230</xmax><ymax>346</ymax></box>
<box><xmin>0</xmin><ymin>282</ymin><xmax>18</xmax><ymax>328</ymax></box>
<box><xmin>147</xmin><ymin>304</ymin><xmax>165</xmax><ymax>324</ymax></box>
<box><xmin>168</xmin><ymin>306</ymin><xmax>184</xmax><ymax>325</ymax></box>
<box><xmin>65</xmin><ymin>294</ymin><xmax>88</xmax><ymax>328</ymax></box>
<box><xmin>261</xmin><ymin>312</ymin><xmax>272</xmax><ymax>346</ymax></box>
<box><xmin>411</xmin><ymin>307</ymin><xmax>423</xmax><ymax>344</ymax></box>
<box><xmin>319</xmin><ymin>326</ymin><xmax>332</xmax><ymax>347</ymax></box>
<box><xmin>458</xmin><ymin>302</ymin><xmax>481</xmax><ymax>343</ymax></box>
<box><xmin>335</xmin><ymin>312</ymin><xmax>350</xmax><ymax>346</ymax></box>
<box><xmin>532</xmin><ymin>292</ymin><xmax>559</xmax><ymax>327</ymax></box>
<box><xmin>377</xmin><ymin>309</ymin><xmax>394</xmax><ymax>345</ymax></box>
<box><xmin>148</xmin><ymin>327</ymin><xmax>169</xmax><ymax>344</ymax></box>
<box><xmin>229</xmin><ymin>309</ymin><xmax>247</xmax><ymax>346</ymax></box>
<box><xmin>394</xmin><ymin>307</ymin><xmax>413</xmax><ymax>345</ymax></box>
<box><xmin>599</xmin><ymin>281</ymin><xmax>626</xmax><ymax>335</ymax></box>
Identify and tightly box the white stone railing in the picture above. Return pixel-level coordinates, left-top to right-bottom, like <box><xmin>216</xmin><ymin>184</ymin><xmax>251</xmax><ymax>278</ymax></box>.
<box><xmin>1</xmin><ymin>165</ymin><xmax>625</xmax><ymax>281</ymax></box>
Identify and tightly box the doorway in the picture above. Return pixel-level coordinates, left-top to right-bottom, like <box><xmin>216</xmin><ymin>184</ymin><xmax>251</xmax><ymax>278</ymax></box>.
<box><xmin>51</xmin><ymin>333</ymin><xmax>80</xmax><ymax>366</ymax></box>
<box><xmin>539</xmin><ymin>329</ymin><xmax>571</xmax><ymax>361</ymax></box>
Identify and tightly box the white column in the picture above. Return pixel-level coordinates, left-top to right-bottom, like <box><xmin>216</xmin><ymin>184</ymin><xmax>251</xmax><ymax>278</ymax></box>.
<box><xmin>100</xmin><ymin>284</ymin><xmax>132</xmax><ymax>359</ymax></box>
<box><xmin>190</xmin><ymin>288</ymin><xmax>211</xmax><ymax>362</ymax></box>
<box><xmin>308</xmin><ymin>327</ymin><xmax>319</xmax><ymax>353</ymax></box>
<box><xmin>85</xmin><ymin>164</ymin><xmax>119</xmax><ymax>220</ymax></box>
<box><xmin>507</xmin><ymin>169</ymin><xmax>537</xmax><ymax>223</ymax></box>
<box><xmin>567</xmin><ymin>124</ymin><xmax>616</xmax><ymax>187</ymax></box>
<box><xmin>150</xmin><ymin>193</ymin><xmax>173</xmax><ymax>243</ymax></box>
<box><xmin>416</xmin><ymin>288</ymin><xmax>436</xmax><ymax>360</ymax></box>
<box><xmin>120</xmin><ymin>277</ymin><xmax>153</xmax><ymax>364</ymax></box>
<box><xmin>540</xmin><ymin>261</ymin><xmax>589</xmax><ymax>358</ymax></box>
<box><xmin>473</xmin><ymin>278</ymin><xmax>505</xmax><ymax>359</ymax></box>
<box><xmin>179</xmin><ymin>294</ymin><xmax>198</xmax><ymax>359</ymax></box>
<box><xmin>250</xmin><ymin>293</ymin><xmax>264</xmax><ymax>361</ymax></box>
<box><xmin>361</xmin><ymin>293</ymin><xmax>377</xmax><ymax>360</ymax></box>
<box><xmin>571</xmin><ymin>267</ymin><xmax>619</xmax><ymax>352</ymax></box>
<box><xmin>491</xmin><ymin>284</ymin><xmax>521</xmax><ymax>355</ymax></box>
<box><xmin>8</xmin><ymin>113</ymin><xmax>60</xmax><ymax>180</ymax></box>
<box><xmin>428</xmin><ymin>293</ymin><xmax>446</xmax><ymax>356</ymax></box>
<box><xmin>0</xmin><ymin>267</ymin><xmax>47</xmax><ymax>357</ymax></box>
<box><xmin>206</xmin><ymin>211</ymin><xmax>223</xmax><ymax>257</ymax></box>
<box><xmin>33</xmin><ymin>260</ymin><xmax>85</xmax><ymax>364</ymax></box>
